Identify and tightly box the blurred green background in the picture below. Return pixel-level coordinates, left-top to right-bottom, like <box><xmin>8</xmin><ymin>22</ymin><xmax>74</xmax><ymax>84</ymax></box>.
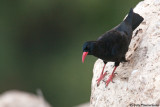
<box><xmin>0</xmin><ymin>0</ymin><xmax>141</xmax><ymax>107</ymax></box>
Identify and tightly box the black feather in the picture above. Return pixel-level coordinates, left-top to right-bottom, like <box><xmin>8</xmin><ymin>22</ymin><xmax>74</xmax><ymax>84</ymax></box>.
<box><xmin>82</xmin><ymin>8</ymin><xmax>144</xmax><ymax>64</ymax></box>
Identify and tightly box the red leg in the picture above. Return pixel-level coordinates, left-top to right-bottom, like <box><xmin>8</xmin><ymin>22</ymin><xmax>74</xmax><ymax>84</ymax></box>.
<box><xmin>105</xmin><ymin>66</ymin><xmax>117</xmax><ymax>86</ymax></box>
<box><xmin>96</xmin><ymin>64</ymin><xmax>107</xmax><ymax>86</ymax></box>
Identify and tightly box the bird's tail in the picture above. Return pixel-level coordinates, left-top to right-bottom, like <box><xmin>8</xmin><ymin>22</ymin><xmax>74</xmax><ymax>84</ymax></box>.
<box><xmin>124</xmin><ymin>8</ymin><xmax>144</xmax><ymax>31</ymax></box>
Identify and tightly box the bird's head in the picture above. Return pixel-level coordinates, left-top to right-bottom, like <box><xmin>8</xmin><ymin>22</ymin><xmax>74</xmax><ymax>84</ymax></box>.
<box><xmin>82</xmin><ymin>41</ymin><xmax>96</xmax><ymax>63</ymax></box>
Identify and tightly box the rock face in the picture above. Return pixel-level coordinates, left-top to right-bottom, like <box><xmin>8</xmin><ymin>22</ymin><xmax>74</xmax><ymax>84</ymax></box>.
<box><xmin>90</xmin><ymin>0</ymin><xmax>160</xmax><ymax>106</ymax></box>
<box><xmin>0</xmin><ymin>90</ymin><xmax>51</xmax><ymax>107</ymax></box>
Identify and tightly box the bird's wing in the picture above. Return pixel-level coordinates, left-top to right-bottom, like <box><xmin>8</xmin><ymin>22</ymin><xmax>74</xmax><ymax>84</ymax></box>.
<box><xmin>98</xmin><ymin>30</ymin><xmax>129</xmax><ymax>57</ymax></box>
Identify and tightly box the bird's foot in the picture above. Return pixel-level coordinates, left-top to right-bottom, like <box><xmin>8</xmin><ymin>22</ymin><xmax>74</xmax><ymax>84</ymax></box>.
<box><xmin>105</xmin><ymin>73</ymin><xmax>115</xmax><ymax>87</ymax></box>
<box><xmin>96</xmin><ymin>71</ymin><xmax>107</xmax><ymax>86</ymax></box>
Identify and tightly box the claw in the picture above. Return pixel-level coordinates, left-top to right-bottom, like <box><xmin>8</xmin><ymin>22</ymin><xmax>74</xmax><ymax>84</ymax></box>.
<box><xmin>105</xmin><ymin>74</ymin><xmax>114</xmax><ymax>86</ymax></box>
<box><xmin>105</xmin><ymin>66</ymin><xmax>118</xmax><ymax>87</ymax></box>
<box><xmin>97</xmin><ymin>83</ymin><xmax>100</xmax><ymax>87</ymax></box>
<box><xmin>114</xmin><ymin>72</ymin><xmax>118</xmax><ymax>75</ymax></box>
<box><xmin>112</xmin><ymin>80</ymin><xmax>115</xmax><ymax>83</ymax></box>
<box><xmin>96</xmin><ymin>72</ymin><xmax>107</xmax><ymax>87</ymax></box>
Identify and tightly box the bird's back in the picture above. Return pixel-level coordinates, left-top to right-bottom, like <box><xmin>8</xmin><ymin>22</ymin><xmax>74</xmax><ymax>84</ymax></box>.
<box><xmin>97</xmin><ymin>30</ymin><xmax>129</xmax><ymax>62</ymax></box>
<box><xmin>96</xmin><ymin>9</ymin><xmax>143</xmax><ymax>62</ymax></box>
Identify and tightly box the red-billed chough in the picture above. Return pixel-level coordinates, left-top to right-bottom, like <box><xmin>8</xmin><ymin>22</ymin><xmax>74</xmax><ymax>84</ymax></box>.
<box><xmin>82</xmin><ymin>8</ymin><xmax>144</xmax><ymax>87</ymax></box>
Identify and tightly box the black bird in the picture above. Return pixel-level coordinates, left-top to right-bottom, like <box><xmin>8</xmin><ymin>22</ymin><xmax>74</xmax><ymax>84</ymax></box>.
<box><xmin>82</xmin><ymin>8</ymin><xmax>144</xmax><ymax>86</ymax></box>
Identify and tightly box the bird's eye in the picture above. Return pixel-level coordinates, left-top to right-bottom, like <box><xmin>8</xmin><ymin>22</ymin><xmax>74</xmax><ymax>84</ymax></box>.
<box><xmin>85</xmin><ymin>47</ymin><xmax>88</xmax><ymax>50</ymax></box>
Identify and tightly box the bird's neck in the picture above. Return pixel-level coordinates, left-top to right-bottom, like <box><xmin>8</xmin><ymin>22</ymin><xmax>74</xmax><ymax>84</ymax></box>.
<box><xmin>92</xmin><ymin>41</ymin><xmax>106</xmax><ymax>58</ymax></box>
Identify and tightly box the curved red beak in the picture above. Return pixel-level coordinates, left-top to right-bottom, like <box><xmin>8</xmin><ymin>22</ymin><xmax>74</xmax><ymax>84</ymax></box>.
<box><xmin>82</xmin><ymin>52</ymin><xmax>88</xmax><ymax>63</ymax></box>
